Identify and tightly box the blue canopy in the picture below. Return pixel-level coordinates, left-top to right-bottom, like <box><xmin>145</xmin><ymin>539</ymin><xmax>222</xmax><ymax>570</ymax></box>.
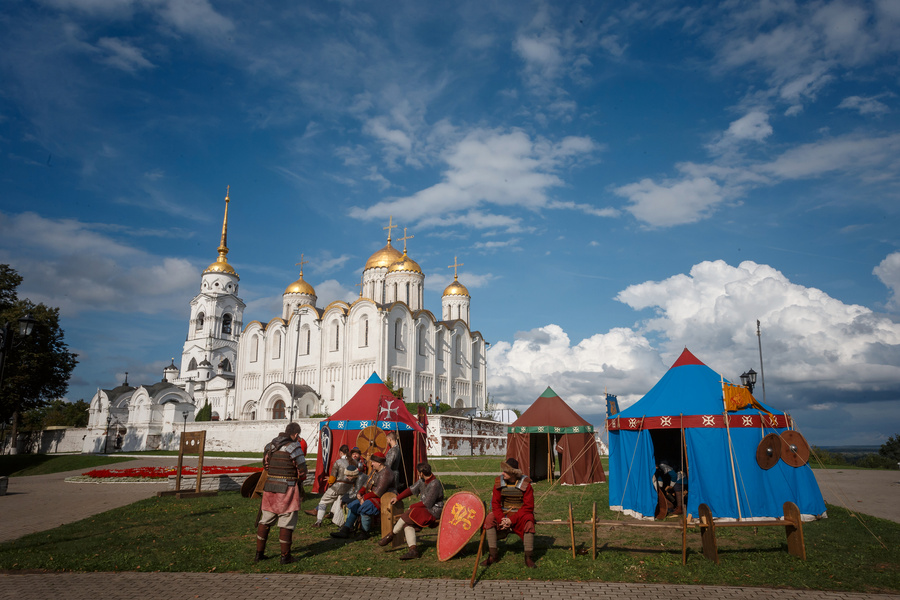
<box><xmin>608</xmin><ymin>349</ymin><xmax>826</xmax><ymax>521</ymax></box>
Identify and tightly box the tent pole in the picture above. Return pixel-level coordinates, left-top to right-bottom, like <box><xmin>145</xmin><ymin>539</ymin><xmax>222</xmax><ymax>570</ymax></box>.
<box><xmin>757</xmin><ymin>319</ymin><xmax>767</xmax><ymax>405</ymax></box>
<box><xmin>680</xmin><ymin>413</ymin><xmax>687</xmax><ymax>515</ymax></box>
<box><xmin>721</xmin><ymin>376</ymin><xmax>742</xmax><ymax>520</ymax></box>
<box><xmin>547</xmin><ymin>433</ymin><xmax>552</xmax><ymax>483</ymax></box>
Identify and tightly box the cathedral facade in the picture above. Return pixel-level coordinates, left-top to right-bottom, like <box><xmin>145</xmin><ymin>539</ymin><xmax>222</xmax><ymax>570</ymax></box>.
<box><xmin>176</xmin><ymin>197</ymin><xmax>487</xmax><ymax>422</ymax></box>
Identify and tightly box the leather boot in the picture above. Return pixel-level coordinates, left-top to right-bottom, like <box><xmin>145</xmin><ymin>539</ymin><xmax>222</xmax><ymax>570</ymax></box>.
<box><xmin>524</xmin><ymin>551</ymin><xmax>537</xmax><ymax>569</ymax></box>
<box><xmin>481</xmin><ymin>548</ymin><xmax>500</xmax><ymax>566</ymax></box>
<box><xmin>330</xmin><ymin>526</ymin><xmax>352</xmax><ymax>539</ymax></box>
<box><xmin>353</xmin><ymin>528</ymin><xmax>370</xmax><ymax>541</ymax></box>
<box><xmin>399</xmin><ymin>545</ymin><xmax>420</xmax><ymax>560</ymax></box>
<box><xmin>377</xmin><ymin>532</ymin><xmax>394</xmax><ymax>546</ymax></box>
<box><xmin>255</xmin><ymin>524</ymin><xmax>270</xmax><ymax>562</ymax></box>
<box><xmin>280</xmin><ymin>529</ymin><xmax>296</xmax><ymax>564</ymax></box>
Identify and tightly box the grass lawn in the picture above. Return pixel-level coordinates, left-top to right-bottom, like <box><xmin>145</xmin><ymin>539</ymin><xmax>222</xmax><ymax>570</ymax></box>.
<box><xmin>0</xmin><ymin>454</ymin><xmax>134</xmax><ymax>477</ymax></box>
<box><xmin>0</xmin><ymin>475</ymin><xmax>896</xmax><ymax>593</ymax></box>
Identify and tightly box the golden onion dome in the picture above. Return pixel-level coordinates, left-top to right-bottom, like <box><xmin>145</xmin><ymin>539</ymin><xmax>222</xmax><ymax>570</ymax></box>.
<box><xmin>443</xmin><ymin>276</ymin><xmax>470</xmax><ymax>297</ymax></box>
<box><xmin>365</xmin><ymin>241</ymin><xmax>403</xmax><ymax>270</ymax></box>
<box><xmin>284</xmin><ymin>273</ymin><xmax>316</xmax><ymax>296</ymax></box>
<box><xmin>388</xmin><ymin>251</ymin><xmax>423</xmax><ymax>274</ymax></box>
<box><xmin>204</xmin><ymin>255</ymin><xmax>238</xmax><ymax>277</ymax></box>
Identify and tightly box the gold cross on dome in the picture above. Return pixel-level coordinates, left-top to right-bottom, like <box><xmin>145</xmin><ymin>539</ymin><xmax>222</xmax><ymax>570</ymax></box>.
<box><xmin>448</xmin><ymin>256</ymin><xmax>463</xmax><ymax>279</ymax></box>
<box><xmin>295</xmin><ymin>253</ymin><xmax>309</xmax><ymax>276</ymax></box>
<box><xmin>397</xmin><ymin>227</ymin><xmax>414</xmax><ymax>253</ymax></box>
<box><xmin>383</xmin><ymin>216</ymin><xmax>397</xmax><ymax>242</ymax></box>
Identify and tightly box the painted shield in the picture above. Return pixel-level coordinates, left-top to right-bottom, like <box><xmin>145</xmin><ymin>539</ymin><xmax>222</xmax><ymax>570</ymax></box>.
<box><xmin>437</xmin><ymin>491</ymin><xmax>486</xmax><ymax>562</ymax></box>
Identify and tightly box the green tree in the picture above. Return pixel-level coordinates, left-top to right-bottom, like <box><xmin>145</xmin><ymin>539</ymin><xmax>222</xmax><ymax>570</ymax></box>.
<box><xmin>879</xmin><ymin>434</ymin><xmax>900</xmax><ymax>463</ymax></box>
<box><xmin>195</xmin><ymin>402</ymin><xmax>213</xmax><ymax>422</ymax></box>
<box><xmin>0</xmin><ymin>265</ymin><xmax>78</xmax><ymax>450</ymax></box>
<box><xmin>20</xmin><ymin>399</ymin><xmax>90</xmax><ymax>430</ymax></box>
<box><xmin>383</xmin><ymin>375</ymin><xmax>404</xmax><ymax>399</ymax></box>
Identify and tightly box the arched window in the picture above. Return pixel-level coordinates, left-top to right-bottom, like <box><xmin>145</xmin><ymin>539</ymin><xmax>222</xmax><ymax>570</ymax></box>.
<box><xmin>454</xmin><ymin>335</ymin><xmax>461</xmax><ymax>364</ymax></box>
<box><xmin>306</xmin><ymin>328</ymin><xmax>311</xmax><ymax>355</ymax></box>
<box><xmin>435</xmin><ymin>331</ymin><xmax>443</xmax><ymax>362</ymax></box>
<box><xmin>394</xmin><ymin>319</ymin><xmax>403</xmax><ymax>350</ymax></box>
<box><xmin>250</xmin><ymin>335</ymin><xmax>259</xmax><ymax>362</ymax></box>
<box><xmin>222</xmin><ymin>313</ymin><xmax>232</xmax><ymax>335</ymax></box>
<box><xmin>272</xmin><ymin>331</ymin><xmax>282</xmax><ymax>360</ymax></box>
<box><xmin>273</xmin><ymin>400</ymin><xmax>286</xmax><ymax>420</ymax></box>
<box><xmin>189</xmin><ymin>357</ymin><xmax>198</xmax><ymax>370</ymax></box>
<box><xmin>196</xmin><ymin>312</ymin><xmax>204</xmax><ymax>330</ymax></box>
<box><xmin>299</xmin><ymin>326</ymin><xmax>310</xmax><ymax>355</ymax></box>
<box><xmin>406</xmin><ymin>282</ymin><xmax>410</xmax><ymax>304</ymax></box>
<box><xmin>219</xmin><ymin>358</ymin><xmax>232</xmax><ymax>372</ymax></box>
<box><xmin>359</xmin><ymin>316</ymin><xmax>369</xmax><ymax>347</ymax></box>
<box><xmin>332</xmin><ymin>322</ymin><xmax>340</xmax><ymax>351</ymax></box>
<box><xmin>418</xmin><ymin>325</ymin><xmax>426</xmax><ymax>356</ymax></box>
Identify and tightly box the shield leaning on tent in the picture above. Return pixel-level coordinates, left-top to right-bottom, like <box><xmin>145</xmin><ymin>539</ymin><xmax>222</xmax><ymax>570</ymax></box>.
<box><xmin>437</xmin><ymin>491</ymin><xmax>486</xmax><ymax>561</ymax></box>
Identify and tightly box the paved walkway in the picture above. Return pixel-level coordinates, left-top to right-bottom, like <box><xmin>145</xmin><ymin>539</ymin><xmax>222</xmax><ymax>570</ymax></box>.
<box><xmin>1</xmin><ymin>572</ymin><xmax>898</xmax><ymax>600</ymax></box>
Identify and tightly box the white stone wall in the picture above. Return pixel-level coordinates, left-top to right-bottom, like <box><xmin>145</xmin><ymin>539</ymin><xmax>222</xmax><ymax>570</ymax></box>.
<box><xmin>33</xmin><ymin>415</ymin><xmax>511</xmax><ymax>456</ymax></box>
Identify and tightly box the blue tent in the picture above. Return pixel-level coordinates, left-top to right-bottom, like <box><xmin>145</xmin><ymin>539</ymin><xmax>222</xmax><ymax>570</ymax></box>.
<box><xmin>608</xmin><ymin>348</ymin><xmax>826</xmax><ymax>521</ymax></box>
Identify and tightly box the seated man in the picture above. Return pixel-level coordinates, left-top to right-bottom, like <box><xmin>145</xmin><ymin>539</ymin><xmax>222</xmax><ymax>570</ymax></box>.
<box><xmin>378</xmin><ymin>462</ymin><xmax>444</xmax><ymax>560</ymax></box>
<box><xmin>330</xmin><ymin>451</ymin><xmax>396</xmax><ymax>541</ymax></box>
<box><xmin>482</xmin><ymin>458</ymin><xmax>536</xmax><ymax>569</ymax></box>
<box><xmin>310</xmin><ymin>444</ymin><xmax>358</xmax><ymax>527</ymax></box>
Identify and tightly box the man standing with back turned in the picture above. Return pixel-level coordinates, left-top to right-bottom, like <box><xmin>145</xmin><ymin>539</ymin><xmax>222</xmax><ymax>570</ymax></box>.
<box><xmin>255</xmin><ymin>422</ymin><xmax>307</xmax><ymax>564</ymax></box>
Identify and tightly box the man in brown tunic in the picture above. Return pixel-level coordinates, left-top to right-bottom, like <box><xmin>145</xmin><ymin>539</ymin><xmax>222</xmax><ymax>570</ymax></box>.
<box><xmin>378</xmin><ymin>462</ymin><xmax>444</xmax><ymax>559</ymax></box>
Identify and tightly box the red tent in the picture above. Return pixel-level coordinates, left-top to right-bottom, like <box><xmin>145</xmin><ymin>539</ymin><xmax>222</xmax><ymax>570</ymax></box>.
<box><xmin>312</xmin><ymin>372</ymin><xmax>427</xmax><ymax>493</ymax></box>
<box><xmin>507</xmin><ymin>387</ymin><xmax>606</xmax><ymax>485</ymax></box>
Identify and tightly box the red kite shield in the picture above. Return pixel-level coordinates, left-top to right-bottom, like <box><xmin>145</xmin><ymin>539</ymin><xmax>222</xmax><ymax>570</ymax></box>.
<box><xmin>437</xmin><ymin>491</ymin><xmax>485</xmax><ymax>562</ymax></box>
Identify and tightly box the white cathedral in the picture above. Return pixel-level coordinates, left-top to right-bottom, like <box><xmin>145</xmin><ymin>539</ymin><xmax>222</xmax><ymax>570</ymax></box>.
<box><xmin>87</xmin><ymin>190</ymin><xmax>486</xmax><ymax>449</ymax></box>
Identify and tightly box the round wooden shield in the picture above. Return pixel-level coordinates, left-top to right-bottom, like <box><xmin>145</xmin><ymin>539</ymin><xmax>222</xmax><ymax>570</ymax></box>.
<box><xmin>780</xmin><ymin>430</ymin><xmax>810</xmax><ymax>467</ymax></box>
<box><xmin>756</xmin><ymin>433</ymin><xmax>782</xmax><ymax>470</ymax></box>
<box><xmin>240</xmin><ymin>470</ymin><xmax>262</xmax><ymax>498</ymax></box>
<box><xmin>357</xmin><ymin>425</ymin><xmax>387</xmax><ymax>456</ymax></box>
<box><xmin>437</xmin><ymin>491</ymin><xmax>486</xmax><ymax>562</ymax></box>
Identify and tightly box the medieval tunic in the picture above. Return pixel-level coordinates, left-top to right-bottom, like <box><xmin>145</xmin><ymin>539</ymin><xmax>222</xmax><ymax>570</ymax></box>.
<box><xmin>485</xmin><ymin>475</ymin><xmax>535</xmax><ymax>537</ymax></box>
<box><xmin>396</xmin><ymin>474</ymin><xmax>444</xmax><ymax>529</ymax></box>
<box><xmin>355</xmin><ymin>464</ymin><xmax>397</xmax><ymax>515</ymax></box>
<box><xmin>261</xmin><ymin>435</ymin><xmax>307</xmax><ymax>518</ymax></box>
<box><xmin>385</xmin><ymin>444</ymin><xmax>402</xmax><ymax>487</ymax></box>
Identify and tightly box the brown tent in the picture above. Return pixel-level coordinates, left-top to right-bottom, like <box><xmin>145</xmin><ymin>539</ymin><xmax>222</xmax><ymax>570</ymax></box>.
<box><xmin>506</xmin><ymin>387</ymin><xmax>606</xmax><ymax>485</ymax></box>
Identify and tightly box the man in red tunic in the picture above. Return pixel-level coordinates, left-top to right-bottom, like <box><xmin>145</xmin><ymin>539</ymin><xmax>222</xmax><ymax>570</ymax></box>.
<box><xmin>378</xmin><ymin>462</ymin><xmax>444</xmax><ymax>559</ymax></box>
<box><xmin>482</xmin><ymin>457</ymin><xmax>536</xmax><ymax>568</ymax></box>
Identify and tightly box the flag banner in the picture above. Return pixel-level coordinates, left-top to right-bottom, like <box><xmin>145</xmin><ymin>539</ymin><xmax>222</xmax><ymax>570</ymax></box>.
<box><xmin>723</xmin><ymin>382</ymin><xmax>774</xmax><ymax>418</ymax></box>
<box><xmin>606</xmin><ymin>393</ymin><xmax>620</xmax><ymax>417</ymax></box>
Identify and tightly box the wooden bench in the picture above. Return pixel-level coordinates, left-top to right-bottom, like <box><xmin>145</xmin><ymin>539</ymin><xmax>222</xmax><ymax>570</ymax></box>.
<box><xmin>698</xmin><ymin>501</ymin><xmax>806</xmax><ymax>564</ymax></box>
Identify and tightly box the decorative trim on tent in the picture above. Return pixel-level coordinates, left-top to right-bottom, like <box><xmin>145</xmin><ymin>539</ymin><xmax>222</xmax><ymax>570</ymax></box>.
<box><xmin>507</xmin><ymin>425</ymin><xmax>594</xmax><ymax>434</ymax></box>
<box><xmin>319</xmin><ymin>419</ymin><xmax>417</xmax><ymax>431</ymax></box>
<box><xmin>607</xmin><ymin>413</ymin><xmax>789</xmax><ymax>430</ymax></box>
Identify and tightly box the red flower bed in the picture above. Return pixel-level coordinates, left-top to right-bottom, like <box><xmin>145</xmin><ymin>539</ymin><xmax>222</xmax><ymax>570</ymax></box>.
<box><xmin>83</xmin><ymin>466</ymin><xmax>263</xmax><ymax>479</ymax></box>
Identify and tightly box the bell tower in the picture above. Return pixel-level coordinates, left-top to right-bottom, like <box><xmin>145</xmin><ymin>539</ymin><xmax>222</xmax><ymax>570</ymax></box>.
<box><xmin>180</xmin><ymin>186</ymin><xmax>246</xmax><ymax>381</ymax></box>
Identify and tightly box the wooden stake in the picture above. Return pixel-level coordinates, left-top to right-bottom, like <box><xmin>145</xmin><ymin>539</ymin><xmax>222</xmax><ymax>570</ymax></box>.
<box><xmin>592</xmin><ymin>502</ymin><xmax>597</xmax><ymax>560</ymax></box>
<box><xmin>470</xmin><ymin>527</ymin><xmax>486</xmax><ymax>588</ymax></box>
<box><xmin>568</xmin><ymin>502</ymin><xmax>576</xmax><ymax>559</ymax></box>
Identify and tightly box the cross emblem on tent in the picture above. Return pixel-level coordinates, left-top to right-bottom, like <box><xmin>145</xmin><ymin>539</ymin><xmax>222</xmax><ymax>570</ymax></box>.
<box><xmin>660</xmin><ymin>416</ymin><xmax>672</xmax><ymax>427</ymax></box>
<box><xmin>702</xmin><ymin>415</ymin><xmax>715</xmax><ymax>427</ymax></box>
<box><xmin>379</xmin><ymin>398</ymin><xmax>399</xmax><ymax>420</ymax></box>
<box><xmin>628</xmin><ymin>418</ymin><xmax>638</xmax><ymax>429</ymax></box>
<box><xmin>742</xmin><ymin>415</ymin><xmax>754</xmax><ymax>427</ymax></box>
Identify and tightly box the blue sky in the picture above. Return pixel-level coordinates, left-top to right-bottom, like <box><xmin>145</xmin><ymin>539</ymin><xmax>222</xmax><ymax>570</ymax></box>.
<box><xmin>2</xmin><ymin>0</ymin><xmax>899</xmax><ymax>446</ymax></box>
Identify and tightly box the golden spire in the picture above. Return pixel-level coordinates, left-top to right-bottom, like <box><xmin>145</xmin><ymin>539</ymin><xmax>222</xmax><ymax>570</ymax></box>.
<box><xmin>218</xmin><ymin>185</ymin><xmax>230</xmax><ymax>256</ymax></box>
<box><xmin>296</xmin><ymin>253</ymin><xmax>309</xmax><ymax>277</ymax></box>
<box><xmin>203</xmin><ymin>186</ymin><xmax>238</xmax><ymax>278</ymax></box>
<box><xmin>443</xmin><ymin>255</ymin><xmax>469</xmax><ymax>297</ymax></box>
<box><xmin>284</xmin><ymin>252</ymin><xmax>315</xmax><ymax>295</ymax></box>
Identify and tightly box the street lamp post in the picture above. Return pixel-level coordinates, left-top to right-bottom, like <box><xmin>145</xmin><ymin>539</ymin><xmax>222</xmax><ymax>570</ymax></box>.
<box><xmin>740</xmin><ymin>369</ymin><xmax>758</xmax><ymax>394</ymax></box>
<box><xmin>182</xmin><ymin>410</ymin><xmax>189</xmax><ymax>435</ymax></box>
<box><xmin>290</xmin><ymin>307</ymin><xmax>300</xmax><ymax>421</ymax></box>
<box><xmin>469</xmin><ymin>414</ymin><xmax>474</xmax><ymax>456</ymax></box>
<box><xmin>103</xmin><ymin>411</ymin><xmax>112</xmax><ymax>454</ymax></box>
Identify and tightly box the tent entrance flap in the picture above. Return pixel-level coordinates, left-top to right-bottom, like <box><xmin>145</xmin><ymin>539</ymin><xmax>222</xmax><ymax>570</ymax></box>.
<box><xmin>649</xmin><ymin>429</ymin><xmax>684</xmax><ymax>469</ymax></box>
<box><xmin>530</xmin><ymin>433</ymin><xmax>550</xmax><ymax>482</ymax></box>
